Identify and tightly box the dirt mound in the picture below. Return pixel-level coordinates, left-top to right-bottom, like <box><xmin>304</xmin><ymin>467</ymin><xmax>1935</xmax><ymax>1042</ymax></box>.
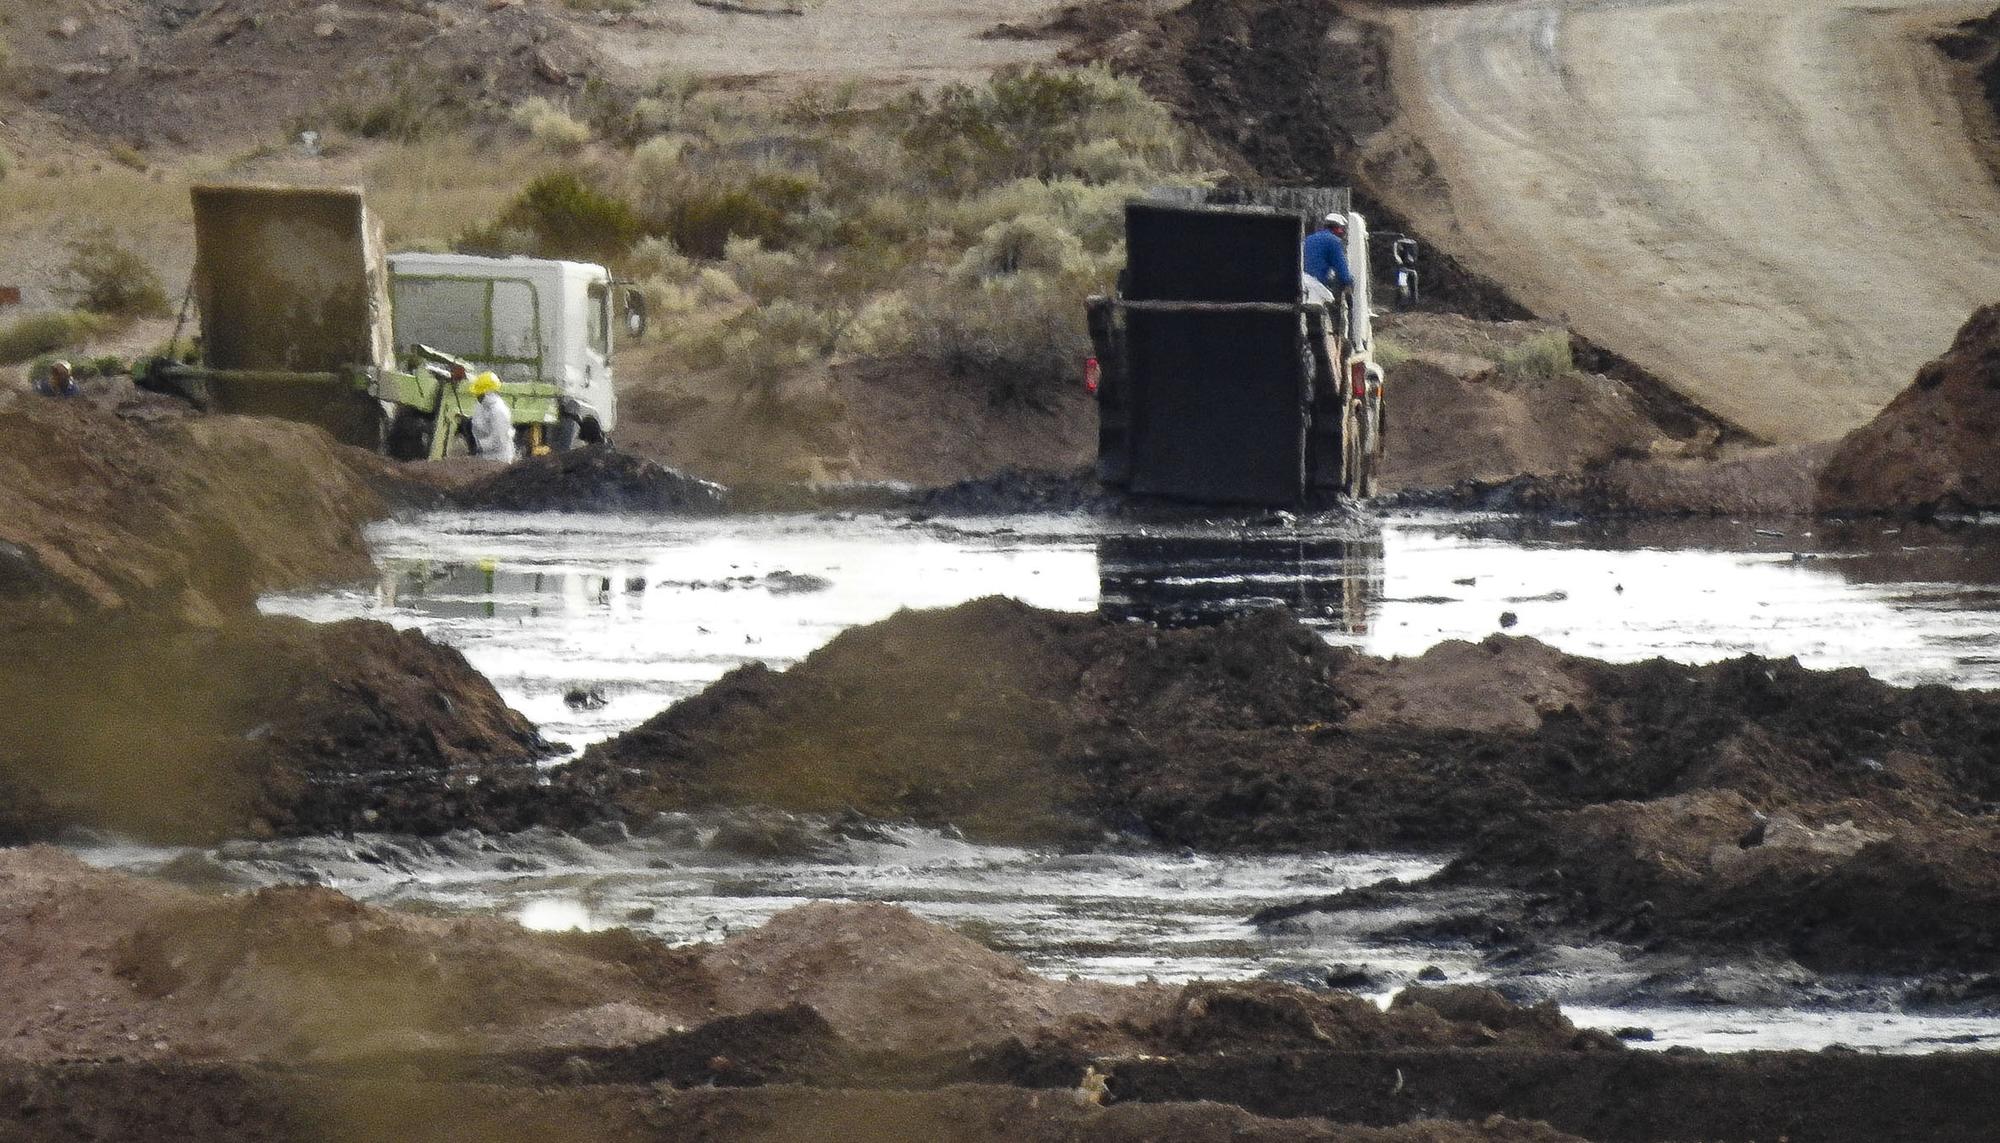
<box><xmin>1817</xmin><ymin>304</ymin><xmax>2000</xmax><ymax>515</ymax></box>
<box><xmin>7</xmin><ymin>0</ymin><xmax>598</xmax><ymax>147</ymax></box>
<box><xmin>579</xmin><ymin>598</ymin><xmax>2000</xmax><ymax>969</ymax></box>
<box><xmin>455</xmin><ymin>445</ymin><xmax>728</xmax><ymax>514</ymax></box>
<box><xmin>1145</xmin><ymin>982</ymin><xmax>1609</xmax><ymax>1055</ymax></box>
<box><xmin>0</xmin><ymin>614</ymin><xmax>572</xmax><ymax>844</ymax></box>
<box><xmin>701</xmin><ymin>902</ymin><xmax>1161</xmax><ymax>1054</ymax></box>
<box><xmin>0</xmin><ymin>1063</ymin><xmax>1593</xmax><ymax>1143</ymax></box>
<box><xmin>0</xmin><ymin>395</ymin><xmax>391</xmax><ymax>629</ymax></box>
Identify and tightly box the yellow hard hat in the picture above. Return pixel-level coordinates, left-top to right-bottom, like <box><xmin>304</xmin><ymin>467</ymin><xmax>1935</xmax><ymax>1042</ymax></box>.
<box><xmin>468</xmin><ymin>371</ymin><xmax>501</xmax><ymax>396</ymax></box>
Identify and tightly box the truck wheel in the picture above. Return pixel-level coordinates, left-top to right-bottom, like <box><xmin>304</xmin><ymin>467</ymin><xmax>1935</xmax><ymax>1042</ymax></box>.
<box><xmin>1339</xmin><ymin>401</ymin><xmax>1362</xmax><ymax>498</ymax></box>
<box><xmin>579</xmin><ymin>418</ymin><xmax>607</xmax><ymax>446</ymax></box>
<box><xmin>552</xmin><ymin>414</ymin><xmax>582</xmax><ymax>451</ymax></box>
<box><xmin>1357</xmin><ymin>410</ymin><xmax>1379</xmax><ymax>499</ymax></box>
<box><xmin>381</xmin><ymin>408</ymin><xmax>432</xmax><ymax>462</ymax></box>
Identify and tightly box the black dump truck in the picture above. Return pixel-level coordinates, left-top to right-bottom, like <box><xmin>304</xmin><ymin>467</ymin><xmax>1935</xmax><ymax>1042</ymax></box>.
<box><xmin>1087</xmin><ymin>188</ymin><xmax>1410</xmax><ymax>507</ymax></box>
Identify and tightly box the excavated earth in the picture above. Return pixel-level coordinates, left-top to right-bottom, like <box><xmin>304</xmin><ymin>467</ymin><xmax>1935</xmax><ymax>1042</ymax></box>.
<box><xmin>1407</xmin><ymin>303</ymin><xmax>2000</xmax><ymax>517</ymax></box>
<box><xmin>568</xmin><ymin>596</ymin><xmax>2000</xmax><ymax>977</ymax></box>
<box><xmin>0</xmin><ymin>387</ymin><xmax>605</xmax><ymax>844</ymax></box>
<box><xmin>7</xmin><ymin>848</ymin><xmax>2000</xmax><ymax>1143</ymax></box>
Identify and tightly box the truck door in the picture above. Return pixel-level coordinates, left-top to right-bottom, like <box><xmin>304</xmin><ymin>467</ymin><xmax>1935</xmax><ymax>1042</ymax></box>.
<box><xmin>1120</xmin><ymin>202</ymin><xmax>1312</xmax><ymax>506</ymax></box>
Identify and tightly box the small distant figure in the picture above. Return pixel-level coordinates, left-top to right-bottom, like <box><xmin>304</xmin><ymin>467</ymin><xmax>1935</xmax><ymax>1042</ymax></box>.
<box><xmin>34</xmin><ymin>360</ymin><xmax>78</xmax><ymax>398</ymax></box>
<box><xmin>467</xmin><ymin>371</ymin><xmax>517</xmax><ymax>463</ymax></box>
<box><xmin>1075</xmin><ymin>1064</ymin><xmax>1110</xmax><ymax>1108</ymax></box>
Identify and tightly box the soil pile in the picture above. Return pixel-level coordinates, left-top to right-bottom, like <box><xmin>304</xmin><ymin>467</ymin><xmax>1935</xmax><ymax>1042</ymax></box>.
<box><xmin>1370</xmin><ymin>315</ymin><xmax>1678</xmax><ymax>493</ymax></box>
<box><xmin>455</xmin><ymin>445</ymin><xmax>728</xmax><ymax>514</ymax></box>
<box><xmin>0</xmin><ymin>614</ymin><xmax>565</xmax><ymax>844</ymax></box>
<box><xmin>0</xmin><ymin>394</ymin><xmax>389</xmax><ymax>629</ymax></box>
<box><xmin>1817</xmin><ymin>303</ymin><xmax>2000</xmax><ymax>515</ymax></box>
<box><xmin>14</xmin><ymin>850</ymin><xmax>2000</xmax><ymax>1143</ymax></box>
<box><xmin>0</xmin><ymin>394</ymin><xmax>574</xmax><ymax>844</ymax></box>
<box><xmin>578</xmin><ymin>599</ymin><xmax>2000</xmax><ymax>971</ymax></box>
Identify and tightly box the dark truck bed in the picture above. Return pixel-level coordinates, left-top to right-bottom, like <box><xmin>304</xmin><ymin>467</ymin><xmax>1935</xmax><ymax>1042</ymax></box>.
<box><xmin>1090</xmin><ymin>197</ymin><xmax>1351</xmax><ymax>507</ymax></box>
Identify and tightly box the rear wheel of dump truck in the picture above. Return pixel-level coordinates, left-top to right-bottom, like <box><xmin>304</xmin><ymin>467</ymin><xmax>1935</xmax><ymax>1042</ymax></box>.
<box><xmin>552</xmin><ymin>414</ymin><xmax>582</xmax><ymax>452</ymax></box>
<box><xmin>379</xmin><ymin>407</ymin><xmax>433</xmax><ymax>462</ymax></box>
<box><xmin>1356</xmin><ymin>402</ymin><xmax>1380</xmax><ymax>498</ymax></box>
<box><xmin>1339</xmin><ymin>400</ymin><xmax>1362</xmax><ymax>498</ymax></box>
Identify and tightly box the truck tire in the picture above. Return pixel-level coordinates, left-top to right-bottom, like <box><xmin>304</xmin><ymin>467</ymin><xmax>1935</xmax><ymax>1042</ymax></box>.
<box><xmin>1356</xmin><ymin>405</ymin><xmax>1379</xmax><ymax>499</ymax></box>
<box><xmin>552</xmin><ymin>414</ymin><xmax>582</xmax><ymax>451</ymax></box>
<box><xmin>380</xmin><ymin>408</ymin><xmax>433</xmax><ymax>462</ymax></box>
<box><xmin>1339</xmin><ymin>400</ymin><xmax>1362</xmax><ymax>498</ymax></box>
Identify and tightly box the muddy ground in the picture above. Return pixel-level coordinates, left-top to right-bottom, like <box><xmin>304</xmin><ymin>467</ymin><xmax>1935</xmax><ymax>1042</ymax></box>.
<box><xmin>9</xmin><ymin>847</ymin><xmax>2000</xmax><ymax>1143</ymax></box>
<box><xmin>565</xmin><ymin>596</ymin><xmax>2000</xmax><ymax>979</ymax></box>
<box><xmin>1406</xmin><ymin>303</ymin><xmax>2000</xmax><ymax>518</ymax></box>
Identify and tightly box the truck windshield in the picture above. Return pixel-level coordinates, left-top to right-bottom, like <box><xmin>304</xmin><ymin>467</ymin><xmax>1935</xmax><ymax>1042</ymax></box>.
<box><xmin>588</xmin><ymin>284</ymin><xmax>610</xmax><ymax>358</ymax></box>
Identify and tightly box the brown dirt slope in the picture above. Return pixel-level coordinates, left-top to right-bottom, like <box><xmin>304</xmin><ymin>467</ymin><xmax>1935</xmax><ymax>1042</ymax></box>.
<box><xmin>0</xmin><ymin>0</ymin><xmax>594</xmax><ymax>148</ymax></box>
<box><xmin>1817</xmin><ymin>302</ymin><xmax>2000</xmax><ymax>515</ymax></box>
<box><xmin>0</xmin><ymin>614</ymin><xmax>565</xmax><ymax>845</ymax></box>
<box><xmin>576</xmin><ymin>598</ymin><xmax>2000</xmax><ymax>970</ymax></box>
<box><xmin>0</xmin><ymin>392</ymin><xmax>390</xmax><ymax>629</ymax></box>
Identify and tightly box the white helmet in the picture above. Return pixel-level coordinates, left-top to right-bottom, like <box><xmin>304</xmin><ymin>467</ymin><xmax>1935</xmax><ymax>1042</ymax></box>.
<box><xmin>1323</xmin><ymin>212</ymin><xmax>1347</xmax><ymax>232</ymax></box>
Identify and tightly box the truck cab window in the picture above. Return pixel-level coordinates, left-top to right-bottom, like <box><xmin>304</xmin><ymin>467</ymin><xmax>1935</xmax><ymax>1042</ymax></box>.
<box><xmin>588</xmin><ymin>284</ymin><xmax>610</xmax><ymax>358</ymax></box>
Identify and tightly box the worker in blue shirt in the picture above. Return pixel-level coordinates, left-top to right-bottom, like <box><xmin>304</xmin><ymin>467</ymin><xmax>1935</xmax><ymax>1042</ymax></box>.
<box><xmin>1302</xmin><ymin>212</ymin><xmax>1354</xmax><ymax>297</ymax></box>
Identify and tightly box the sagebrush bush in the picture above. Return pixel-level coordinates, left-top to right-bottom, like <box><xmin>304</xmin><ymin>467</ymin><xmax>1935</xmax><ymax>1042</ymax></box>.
<box><xmin>330</xmin><ymin>68</ymin><xmax>466</xmax><ymax>142</ymax></box>
<box><xmin>1497</xmin><ymin>330</ymin><xmax>1575</xmax><ymax>381</ymax></box>
<box><xmin>953</xmin><ymin>215</ymin><xmax>1088</xmax><ymax>283</ymax></box>
<box><xmin>56</xmin><ymin>232</ymin><xmax>171</xmax><ymax>318</ymax></box>
<box><xmin>512</xmin><ymin>97</ymin><xmax>591</xmax><ymax>152</ymax></box>
<box><xmin>0</xmin><ymin>311</ymin><xmax>107</xmax><ymax>365</ymax></box>
<box><xmin>462</xmin><ymin>172</ymin><xmax>639</xmax><ymax>259</ymax></box>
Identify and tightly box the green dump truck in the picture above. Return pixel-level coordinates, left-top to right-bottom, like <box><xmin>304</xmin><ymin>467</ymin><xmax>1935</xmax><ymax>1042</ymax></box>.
<box><xmin>144</xmin><ymin>184</ymin><xmax>637</xmax><ymax>460</ymax></box>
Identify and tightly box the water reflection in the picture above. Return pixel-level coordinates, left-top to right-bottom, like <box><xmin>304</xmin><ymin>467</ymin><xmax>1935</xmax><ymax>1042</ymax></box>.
<box><xmin>1096</xmin><ymin>527</ymin><xmax>1385</xmax><ymax>634</ymax></box>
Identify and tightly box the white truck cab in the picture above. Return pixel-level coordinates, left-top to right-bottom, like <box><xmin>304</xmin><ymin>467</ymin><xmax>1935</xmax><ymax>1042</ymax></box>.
<box><xmin>387</xmin><ymin>252</ymin><xmax>620</xmax><ymax>441</ymax></box>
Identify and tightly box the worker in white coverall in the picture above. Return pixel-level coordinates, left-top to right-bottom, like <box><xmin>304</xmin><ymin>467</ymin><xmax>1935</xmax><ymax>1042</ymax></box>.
<box><xmin>466</xmin><ymin>372</ymin><xmax>517</xmax><ymax>463</ymax></box>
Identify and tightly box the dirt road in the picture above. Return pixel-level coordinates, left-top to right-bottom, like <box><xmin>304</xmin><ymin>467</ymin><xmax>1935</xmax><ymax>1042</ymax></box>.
<box><xmin>1380</xmin><ymin>0</ymin><xmax>2000</xmax><ymax>443</ymax></box>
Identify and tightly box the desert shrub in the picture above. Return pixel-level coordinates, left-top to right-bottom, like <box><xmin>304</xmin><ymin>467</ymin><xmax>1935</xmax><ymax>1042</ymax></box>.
<box><xmin>654</xmin><ymin>168</ymin><xmax>813</xmax><ymax>257</ymax></box>
<box><xmin>907</xmin><ymin>258</ymin><xmax>1112</xmax><ymax>406</ymax></box>
<box><xmin>1372</xmin><ymin>337</ymin><xmax>1411</xmax><ymax>368</ymax></box>
<box><xmin>625</xmin><ymin>236</ymin><xmax>699</xmax><ymax>285</ymax></box>
<box><xmin>55</xmin><ymin>232</ymin><xmax>171</xmax><ymax>318</ymax></box>
<box><xmin>1065</xmin><ymin>138</ymin><xmax>1151</xmax><ymax>185</ymax></box>
<box><xmin>952</xmin><ymin>215</ymin><xmax>1087</xmax><ymax>282</ymax></box>
<box><xmin>901</xmin><ymin>66</ymin><xmax>1182</xmax><ymax>195</ymax></box>
<box><xmin>463</xmin><ymin>172</ymin><xmax>639</xmax><ymax>259</ymax></box>
<box><xmin>512</xmin><ymin>97</ymin><xmax>592</xmax><ymax>152</ymax></box>
<box><xmin>330</xmin><ymin>68</ymin><xmax>467</xmax><ymax>142</ymax></box>
<box><xmin>723</xmin><ymin>236</ymin><xmax>804</xmax><ymax>301</ymax></box>
<box><xmin>1497</xmin><ymin>330</ymin><xmax>1575</xmax><ymax>381</ymax></box>
<box><xmin>0</xmin><ymin>311</ymin><xmax>107</xmax><ymax>365</ymax></box>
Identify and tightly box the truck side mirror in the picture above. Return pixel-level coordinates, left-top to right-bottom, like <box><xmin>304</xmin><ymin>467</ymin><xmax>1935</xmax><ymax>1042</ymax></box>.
<box><xmin>624</xmin><ymin>290</ymin><xmax>649</xmax><ymax>341</ymax></box>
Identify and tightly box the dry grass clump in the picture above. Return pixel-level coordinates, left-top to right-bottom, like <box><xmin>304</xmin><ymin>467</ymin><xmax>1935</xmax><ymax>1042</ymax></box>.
<box><xmin>56</xmin><ymin>231</ymin><xmax>171</xmax><ymax>318</ymax></box>
<box><xmin>1497</xmin><ymin>330</ymin><xmax>1576</xmax><ymax>381</ymax></box>
<box><xmin>0</xmin><ymin>311</ymin><xmax>108</xmax><ymax>365</ymax></box>
<box><xmin>511</xmin><ymin>97</ymin><xmax>592</xmax><ymax>153</ymax></box>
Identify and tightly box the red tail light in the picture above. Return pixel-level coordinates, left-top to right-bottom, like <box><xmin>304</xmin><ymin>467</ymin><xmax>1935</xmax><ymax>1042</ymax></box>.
<box><xmin>1349</xmin><ymin>360</ymin><xmax>1366</xmax><ymax>399</ymax></box>
<box><xmin>449</xmin><ymin>364</ymin><xmax>468</xmax><ymax>382</ymax></box>
<box><xmin>1084</xmin><ymin>357</ymin><xmax>1101</xmax><ymax>394</ymax></box>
